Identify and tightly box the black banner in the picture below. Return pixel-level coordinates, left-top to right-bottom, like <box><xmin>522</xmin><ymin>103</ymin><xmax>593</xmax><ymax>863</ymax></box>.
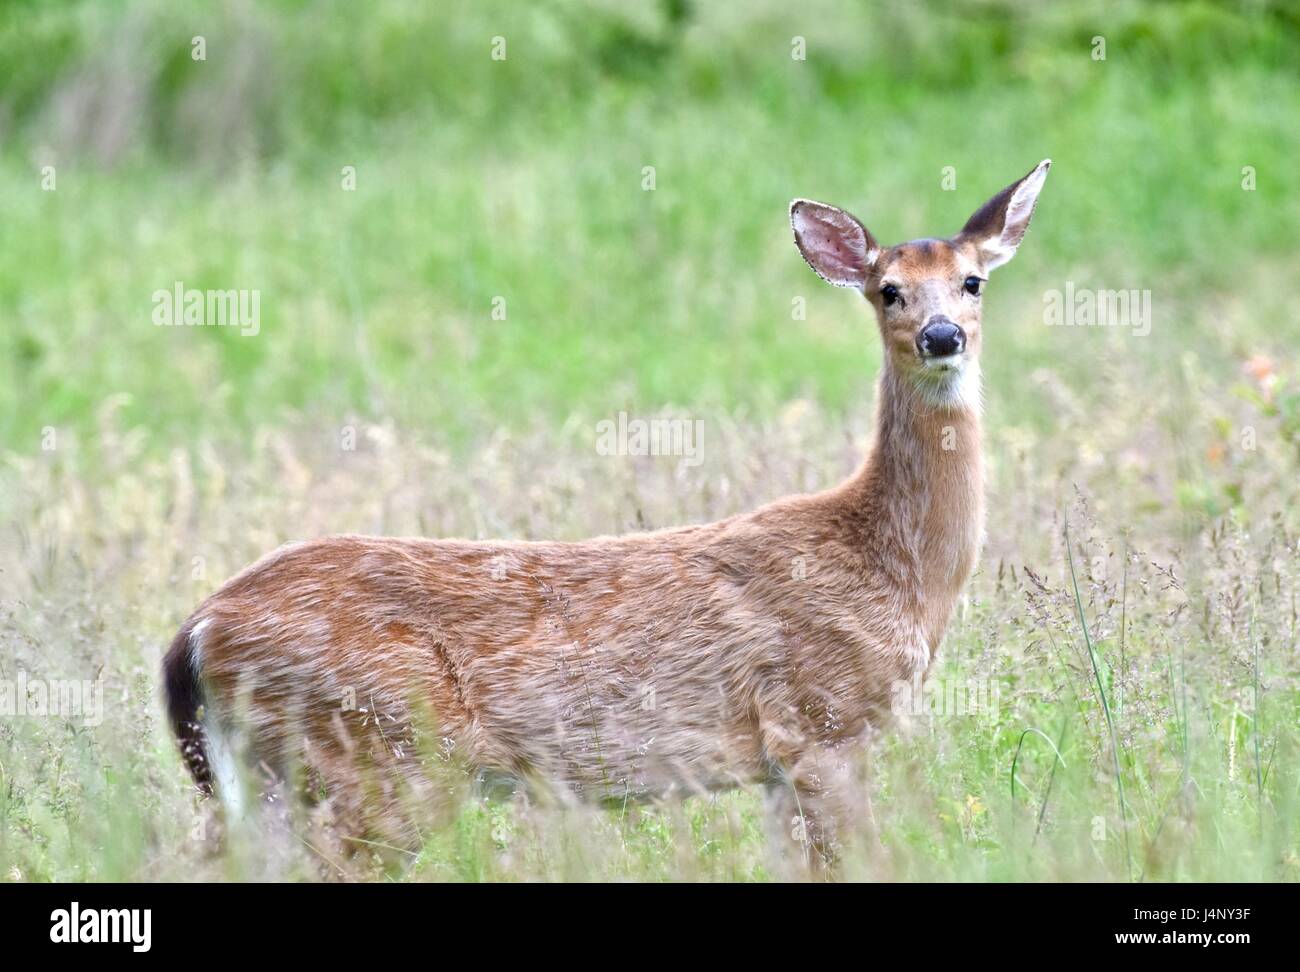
<box><xmin>0</xmin><ymin>883</ymin><xmax>1282</xmax><ymax>957</ymax></box>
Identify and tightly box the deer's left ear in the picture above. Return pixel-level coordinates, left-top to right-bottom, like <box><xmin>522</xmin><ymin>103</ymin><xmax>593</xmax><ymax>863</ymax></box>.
<box><xmin>959</xmin><ymin>159</ymin><xmax>1051</xmax><ymax>271</ymax></box>
<box><xmin>790</xmin><ymin>199</ymin><xmax>879</xmax><ymax>290</ymax></box>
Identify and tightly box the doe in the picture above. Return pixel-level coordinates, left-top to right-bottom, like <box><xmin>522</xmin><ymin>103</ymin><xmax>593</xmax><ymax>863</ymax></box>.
<box><xmin>164</xmin><ymin>160</ymin><xmax>1051</xmax><ymax>867</ymax></box>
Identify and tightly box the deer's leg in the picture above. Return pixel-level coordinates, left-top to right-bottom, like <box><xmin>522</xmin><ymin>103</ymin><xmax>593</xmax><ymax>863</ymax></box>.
<box><xmin>761</xmin><ymin>779</ymin><xmax>807</xmax><ymax>877</ymax></box>
<box><xmin>763</xmin><ymin>746</ymin><xmax>858</xmax><ymax>879</ymax></box>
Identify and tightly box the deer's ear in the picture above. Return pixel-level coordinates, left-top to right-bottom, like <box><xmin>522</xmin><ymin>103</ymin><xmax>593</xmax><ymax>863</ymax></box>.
<box><xmin>790</xmin><ymin>199</ymin><xmax>879</xmax><ymax>289</ymax></box>
<box><xmin>960</xmin><ymin>159</ymin><xmax>1051</xmax><ymax>271</ymax></box>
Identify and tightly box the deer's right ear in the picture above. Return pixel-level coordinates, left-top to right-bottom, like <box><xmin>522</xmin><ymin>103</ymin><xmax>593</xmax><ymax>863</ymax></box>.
<box><xmin>790</xmin><ymin>199</ymin><xmax>879</xmax><ymax>290</ymax></box>
<box><xmin>959</xmin><ymin>159</ymin><xmax>1051</xmax><ymax>271</ymax></box>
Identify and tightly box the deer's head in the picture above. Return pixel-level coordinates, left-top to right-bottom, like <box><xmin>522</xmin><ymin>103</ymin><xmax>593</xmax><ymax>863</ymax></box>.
<box><xmin>791</xmin><ymin>160</ymin><xmax>1050</xmax><ymax>408</ymax></box>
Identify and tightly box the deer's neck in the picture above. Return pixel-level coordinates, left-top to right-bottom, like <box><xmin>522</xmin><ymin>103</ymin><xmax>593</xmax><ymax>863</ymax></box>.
<box><xmin>849</xmin><ymin>360</ymin><xmax>985</xmax><ymax>656</ymax></box>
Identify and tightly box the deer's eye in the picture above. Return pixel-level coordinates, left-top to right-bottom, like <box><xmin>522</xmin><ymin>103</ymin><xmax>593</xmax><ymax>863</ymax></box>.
<box><xmin>881</xmin><ymin>284</ymin><xmax>901</xmax><ymax>307</ymax></box>
<box><xmin>963</xmin><ymin>276</ymin><xmax>982</xmax><ymax>296</ymax></box>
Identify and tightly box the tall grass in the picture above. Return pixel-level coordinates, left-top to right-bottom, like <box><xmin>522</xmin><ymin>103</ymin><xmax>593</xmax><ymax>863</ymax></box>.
<box><xmin>2</xmin><ymin>362</ymin><xmax>1297</xmax><ymax>880</ymax></box>
<box><xmin>1064</xmin><ymin>516</ymin><xmax>1132</xmax><ymax>879</ymax></box>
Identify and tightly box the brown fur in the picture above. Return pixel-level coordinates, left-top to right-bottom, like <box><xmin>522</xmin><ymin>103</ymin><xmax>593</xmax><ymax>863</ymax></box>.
<box><xmin>163</xmin><ymin>161</ymin><xmax>1051</xmax><ymax>867</ymax></box>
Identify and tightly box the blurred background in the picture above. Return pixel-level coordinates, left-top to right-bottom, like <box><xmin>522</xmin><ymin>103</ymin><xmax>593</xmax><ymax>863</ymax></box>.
<box><xmin>3</xmin><ymin>0</ymin><xmax>1298</xmax><ymax>458</ymax></box>
<box><xmin>2</xmin><ymin>0</ymin><xmax>1299</xmax><ymax>881</ymax></box>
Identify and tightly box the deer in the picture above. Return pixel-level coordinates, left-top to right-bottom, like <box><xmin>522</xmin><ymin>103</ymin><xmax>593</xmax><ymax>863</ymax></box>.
<box><xmin>163</xmin><ymin>160</ymin><xmax>1051</xmax><ymax>871</ymax></box>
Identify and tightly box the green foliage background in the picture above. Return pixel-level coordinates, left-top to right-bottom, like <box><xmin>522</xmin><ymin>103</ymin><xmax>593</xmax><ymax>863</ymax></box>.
<box><xmin>2</xmin><ymin>0</ymin><xmax>1297</xmax><ymax>453</ymax></box>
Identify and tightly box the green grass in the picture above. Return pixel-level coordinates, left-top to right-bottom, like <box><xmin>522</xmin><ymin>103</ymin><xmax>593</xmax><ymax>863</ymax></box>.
<box><xmin>1</xmin><ymin>0</ymin><xmax>1299</xmax><ymax>881</ymax></box>
<box><xmin>3</xmin><ymin>0</ymin><xmax>1299</xmax><ymax>453</ymax></box>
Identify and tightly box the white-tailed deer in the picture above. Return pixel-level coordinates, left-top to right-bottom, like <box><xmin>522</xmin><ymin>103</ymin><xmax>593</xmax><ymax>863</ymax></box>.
<box><xmin>164</xmin><ymin>160</ymin><xmax>1050</xmax><ymax>868</ymax></box>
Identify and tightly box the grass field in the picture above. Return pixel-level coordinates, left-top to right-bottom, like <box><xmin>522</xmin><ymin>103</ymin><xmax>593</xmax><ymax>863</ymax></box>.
<box><xmin>1</xmin><ymin>0</ymin><xmax>1299</xmax><ymax>881</ymax></box>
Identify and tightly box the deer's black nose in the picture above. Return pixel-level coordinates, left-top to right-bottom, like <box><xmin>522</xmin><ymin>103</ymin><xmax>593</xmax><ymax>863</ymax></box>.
<box><xmin>916</xmin><ymin>318</ymin><xmax>966</xmax><ymax>357</ymax></box>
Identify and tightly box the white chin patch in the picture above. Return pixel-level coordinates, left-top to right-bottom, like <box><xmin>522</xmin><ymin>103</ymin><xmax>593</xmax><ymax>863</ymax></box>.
<box><xmin>917</xmin><ymin>357</ymin><xmax>981</xmax><ymax>410</ymax></box>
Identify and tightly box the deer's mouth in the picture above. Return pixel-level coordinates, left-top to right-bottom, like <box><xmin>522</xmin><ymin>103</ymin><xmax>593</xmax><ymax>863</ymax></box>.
<box><xmin>920</xmin><ymin>353</ymin><xmax>965</xmax><ymax>373</ymax></box>
<box><xmin>911</xmin><ymin>351</ymin><xmax>980</xmax><ymax>410</ymax></box>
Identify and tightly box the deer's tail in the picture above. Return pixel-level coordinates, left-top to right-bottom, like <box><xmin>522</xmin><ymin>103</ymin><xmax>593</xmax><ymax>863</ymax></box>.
<box><xmin>162</xmin><ymin>618</ymin><xmax>214</xmax><ymax>795</ymax></box>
